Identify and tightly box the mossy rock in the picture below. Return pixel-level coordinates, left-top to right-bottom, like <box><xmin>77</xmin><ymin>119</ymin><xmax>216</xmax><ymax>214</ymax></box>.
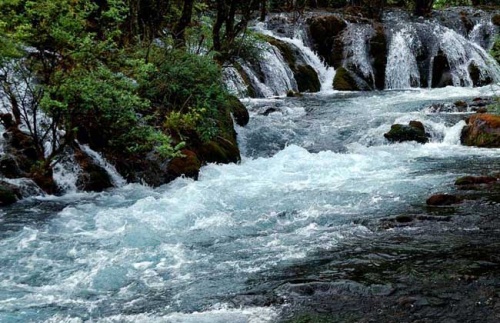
<box><xmin>384</xmin><ymin>121</ymin><xmax>430</xmax><ymax>144</ymax></box>
<box><xmin>225</xmin><ymin>95</ymin><xmax>249</xmax><ymax>127</ymax></box>
<box><xmin>198</xmin><ymin>137</ymin><xmax>240</xmax><ymax>164</ymax></box>
<box><xmin>295</xmin><ymin>65</ymin><xmax>321</xmax><ymax>93</ymax></box>
<box><xmin>167</xmin><ymin>149</ymin><xmax>201</xmax><ymax>180</ymax></box>
<box><xmin>266</xmin><ymin>36</ymin><xmax>297</xmax><ymax>67</ymax></box>
<box><xmin>333</xmin><ymin>67</ymin><xmax>359</xmax><ymax>91</ymax></box>
<box><xmin>461</xmin><ymin>114</ymin><xmax>500</xmax><ymax>148</ymax></box>
<box><xmin>0</xmin><ymin>183</ymin><xmax>21</xmax><ymax>206</ymax></box>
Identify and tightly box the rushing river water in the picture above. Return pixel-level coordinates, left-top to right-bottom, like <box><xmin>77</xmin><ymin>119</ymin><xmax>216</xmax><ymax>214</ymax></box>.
<box><xmin>1</xmin><ymin>86</ymin><xmax>500</xmax><ymax>322</ymax></box>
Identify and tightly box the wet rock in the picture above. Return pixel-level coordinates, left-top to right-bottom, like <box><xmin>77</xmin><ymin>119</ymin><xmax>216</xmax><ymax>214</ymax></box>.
<box><xmin>461</xmin><ymin>114</ymin><xmax>500</xmax><ymax>148</ymax></box>
<box><xmin>333</xmin><ymin>67</ymin><xmax>359</xmax><ymax>91</ymax></box>
<box><xmin>198</xmin><ymin>138</ymin><xmax>240</xmax><ymax>164</ymax></box>
<box><xmin>266</xmin><ymin>37</ymin><xmax>321</xmax><ymax>93</ymax></box>
<box><xmin>0</xmin><ymin>181</ymin><xmax>21</xmax><ymax>206</ymax></box>
<box><xmin>74</xmin><ymin>147</ymin><xmax>113</xmax><ymax>192</ymax></box>
<box><xmin>226</xmin><ymin>95</ymin><xmax>249</xmax><ymax>127</ymax></box>
<box><xmin>426</xmin><ymin>193</ymin><xmax>463</xmax><ymax>206</ymax></box>
<box><xmin>454</xmin><ymin>100</ymin><xmax>468</xmax><ymax>108</ymax></box>
<box><xmin>166</xmin><ymin>149</ymin><xmax>201</xmax><ymax>180</ymax></box>
<box><xmin>369</xmin><ymin>24</ymin><xmax>387</xmax><ymax>90</ymax></box>
<box><xmin>432</xmin><ymin>51</ymin><xmax>453</xmax><ymax>88</ymax></box>
<box><xmin>395</xmin><ymin>215</ymin><xmax>414</xmax><ymax>223</ymax></box>
<box><xmin>308</xmin><ymin>15</ymin><xmax>347</xmax><ymax>67</ymax></box>
<box><xmin>294</xmin><ymin>65</ymin><xmax>321</xmax><ymax>93</ymax></box>
<box><xmin>469</xmin><ymin>63</ymin><xmax>492</xmax><ymax>87</ymax></box>
<box><xmin>384</xmin><ymin>121</ymin><xmax>430</xmax><ymax>144</ymax></box>
<box><xmin>262</xmin><ymin>107</ymin><xmax>279</xmax><ymax>116</ymax></box>
<box><xmin>455</xmin><ymin>175</ymin><xmax>498</xmax><ymax>186</ymax></box>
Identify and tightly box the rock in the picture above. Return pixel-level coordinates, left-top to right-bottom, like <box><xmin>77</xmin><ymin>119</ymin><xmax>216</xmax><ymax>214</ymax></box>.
<box><xmin>333</xmin><ymin>67</ymin><xmax>359</xmax><ymax>91</ymax></box>
<box><xmin>395</xmin><ymin>215</ymin><xmax>413</xmax><ymax>223</ymax></box>
<box><xmin>455</xmin><ymin>176</ymin><xmax>497</xmax><ymax>186</ymax></box>
<box><xmin>468</xmin><ymin>63</ymin><xmax>492</xmax><ymax>87</ymax></box>
<box><xmin>166</xmin><ymin>149</ymin><xmax>201</xmax><ymax>180</ymax></box>
<box><xmin>74</xmin><ymin>147</ymin><xmax>113</xmax><ymax>192</ymax></box>
<box><xmin>226</xmin><ymin>95</ymin><xmax>249</xmax><ymax>127</ymax></box>
<box><xmin>369</xmin><ymin>24</ymin><xmax>387</xmax><ymax>90</ymax></box>
<box><xmin>473</xmin><ymin>107</ymin><xmax>488</xmax><ymax>113</ymax></box>
<box><xmin>308</xmin><ymin>15</ymin><xmax>347</xmax><ymax>67</ymax></box>
<box><xmin>492</xmin><ymin>14</ymin><xmax>500</xmax><ymax>27</ymax></box>
<box><xmin>198</xmin><ymin>137</ymin><xmax>240</xmax><ymax>164</ymax></box>
<box><xmin>426</xmin><ymin>194</ymin><xmax>463</xmax><ymax>206</ymax></box>
<box><xmin>267</xmin><ymin>37</ymin><xmax>320</xmax><ymax>93</ymax></box>
<box><xmin>294</xmin><ymin>65</ymin><xmax>321</xmax><ymax>93</ymax></box>
<box><xmin>432</xmin><ymin>51</ymin><xmax>453</xmax><ymax>88</ymax></box>
<box><xmin>0</xmin><ymin>113</ymin><xmax>15</xmax><ymax>128</ymax></box>
<box><xmin>454</xmin><ymin>100</ymin><xmax>468</xmax><ymax>108</ymax></box>
<box><xmin>262</xmin><ymin>107</ymin><xmax>279</xmax><ymax>116</ymax></box>
<box><xmin>461</xmin><ymin>114</ymin><xmax>500</xmax><ymax>148</ymax></box>
<box><xmin>384</xmin><ymin>121</ymin><xmax>430</xmax><ymax>144</ymax></box>
<box><xmin>0</xmin><ymin>181</ymin><xmax>22</xmax><ymax>206</ymax></box>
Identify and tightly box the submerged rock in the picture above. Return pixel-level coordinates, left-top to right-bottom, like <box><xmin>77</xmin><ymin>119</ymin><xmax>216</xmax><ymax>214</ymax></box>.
<box><xmin>461</xmin><ymin>114</ymin><xmax>500</xmax><ymax>148</ymax></box>
<box><xmin>384</xmin><ymin>121</ymin><xmax>430</xmax><ymax>144</ymax></box>
<box><xmin>455</xmin><ymin>175</ymin><xmax>498</xmax><ymax>186</ymax></box>
<box><xmin>426</xmin><ymin>193</ymin><xmax>463</xmax><ymax>206</ymax></box>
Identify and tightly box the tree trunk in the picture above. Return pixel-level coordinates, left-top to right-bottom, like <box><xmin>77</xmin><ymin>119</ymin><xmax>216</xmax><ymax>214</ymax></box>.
<box><xmin>173</xmin><ymin>0</ymin><xmax>195</xmax><ymax>48</ymax></box>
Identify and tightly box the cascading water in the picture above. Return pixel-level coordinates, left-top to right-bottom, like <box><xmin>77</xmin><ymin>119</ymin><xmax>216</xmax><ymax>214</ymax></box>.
<box><xmin>385</xmin><ymin>18</ymin><xmax>500</xmax><ymax>90</ymax></box>
<box><xmin>385</xmin><ymin>27</ymin><xmax>422</xmax><ymax>89</ymax></box>
<box><xmin>222</xmin><ymin>66</ymin><xmax>249</xmax><ymax>98</ymax></box>
<box><xmin>253</xmin><ymin>22</ymin><xmax>336</xmax><ymax>94</ymax></box>
<box><xmin>2</xmin><ymin>8</ymin><xmax>500</xmax><ymax>323</ymax></box>
<box><xmin>79</xmin><ymin>144</ymin><xmax>127</xmax><ymax>188</ymax></box>
<box><xmin>343</xmin><ymin>23</ymin><xmax>376</xmax><ymax>88</ymax></box>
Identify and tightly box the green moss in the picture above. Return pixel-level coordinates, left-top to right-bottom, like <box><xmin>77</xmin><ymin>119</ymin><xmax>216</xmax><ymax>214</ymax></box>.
<box><xmin>333</xmin><ymin>67</ymin><xmax>359</xmax><ymax>91</ymax></box>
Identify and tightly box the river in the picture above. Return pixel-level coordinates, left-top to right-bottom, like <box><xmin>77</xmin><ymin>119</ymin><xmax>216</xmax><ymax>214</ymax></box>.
<box><xmin>1</xmin><ymin>85</ymin><xmax>500</xmax><ymax>322</ymax></box>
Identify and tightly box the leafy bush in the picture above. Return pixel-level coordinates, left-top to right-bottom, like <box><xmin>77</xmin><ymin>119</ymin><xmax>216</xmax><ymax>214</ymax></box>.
<box><xmin>141</xmin><ymin>48</ymin><xmax>230</xmax><ymax>144</ymax></box>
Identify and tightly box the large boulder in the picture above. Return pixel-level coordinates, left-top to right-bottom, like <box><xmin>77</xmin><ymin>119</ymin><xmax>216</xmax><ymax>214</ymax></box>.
<box><xmin>461</xmin><ymin>114</ymin><xmax>500</xmax><ymax>148</ymax></box>
<box><xmin>332</xmin><ymin>67</ymin><xmax>359</xmax><ymax>91</ymax></box>
<box><xmin>468</xmin><ymin>63</ymin><xmax>492</xmax><ymax>87</ymax></box>
<box><xmin>384</xmin><ymin>121</ymin><xmax>430</xmax><ymax>144</ymax></box>
<box><xmin>308</xmin><ymin>15</ymin><xmax>347</xmax><ymax>68</ymax></box>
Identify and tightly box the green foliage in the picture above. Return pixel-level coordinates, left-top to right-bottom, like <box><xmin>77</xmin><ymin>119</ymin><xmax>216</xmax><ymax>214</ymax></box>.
<box><xmin>491</xmin><ymin>36</ymin><xmax>500</xmax><ymax>64</ymax></box>
<box><xmin>142</xmin><ymin>48</ymin><xmax>230</xmax><ymax>143</ymax></box>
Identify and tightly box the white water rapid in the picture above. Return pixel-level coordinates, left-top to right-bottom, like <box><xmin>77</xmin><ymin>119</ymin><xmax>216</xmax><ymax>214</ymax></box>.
<box><xmin>2</xmin><ymin>85</ymin><xmax>500</xmax><ymax>322</ymax></box>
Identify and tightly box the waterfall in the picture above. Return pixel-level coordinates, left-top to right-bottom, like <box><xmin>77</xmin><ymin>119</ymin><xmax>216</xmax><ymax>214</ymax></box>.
<box><xmin>254</xmin><ymin>22</ymin><xmax>336</xmax><ymax>94</ymax></box>
<box><xmin>52</xmin><ymin>153</ymin><xmax>81</xmax><ymax>193</ymax></box>
<box><xmin>385</xmin><ymin>27</ymin><xmax>421</xmax><ymax>89</ymax></box>
<box><xmin>385</xmin><ymin>20</ymin><xmax>500</xmax><ymax>90</ymax></box>
<box><xmin>343</xmin><ymin>23</ymin><xmax>376</xmax><ymax>87</ymax></box>
<box><xmin>79</xmin><ymin>144</ymin><xmax>127</xmax><ymax>187</ymax></box>
<box><xmin>437</xmin><ymin>26</ymin><xmax>500</xmax><ymax>87</ymax></box>
<box><xmin>222</xmin><ymin>66</ymin><xmax>249</xmax><ymax>98</ymax></box>
<box><xmin>258</xmin><ymin>42</ymin><xmax>298</xmax><ymax>96</ymax></box>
